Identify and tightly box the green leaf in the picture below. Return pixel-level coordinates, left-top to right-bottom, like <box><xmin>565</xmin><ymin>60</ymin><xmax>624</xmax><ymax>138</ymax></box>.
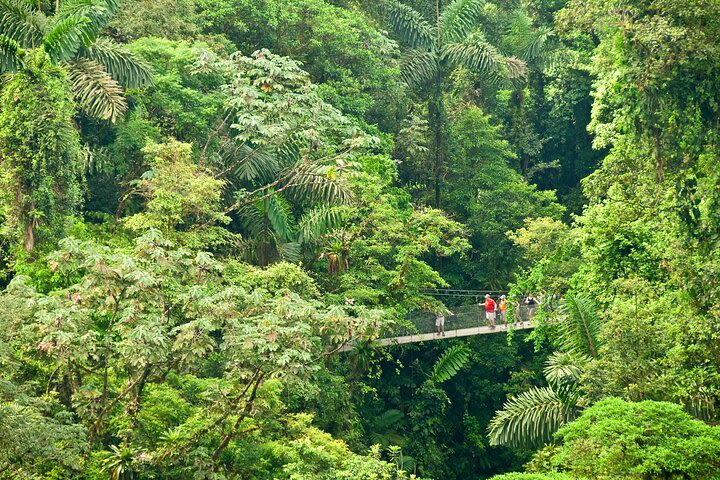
<box><xmin>66</xmin><ymin>57</ymin><xmax>127</xmax><ymax>122</ymax></box>
<box><xmin>0</xmin><ymin>0</ymin><xmax>45</xmax><ymax>46</ymax></box>
<box><xmin>399</xmin><ymin>49</ymin><xmax>438</xmax><ymax>88</ymax></box>
<box><xmin>487</xmin><ymin>385</ymin><xmax>580</xmax><ymax>448</ymax></box>
<box><xmin>432</xmin><ymin>345</ymin><xmax>470</xmax><ymax>383</ymax></box>
<box><xmin>558</xmin><ymin>294</ymin><xmax>602</xmax><ymax>358</ymax></box>
<box><xmin>43</xmin><ymin>14</ymin><xmax>93</xmax><ymax>62</ymax></box>
<box><xmin>385</xmin><ymin>0</ymin><xmax>436</xmax><ymax>51</ymax></box>
<box><xmin>440</xmin><ymin>0</ymin><xmax>485</xmax><ymax>43</ymax></box>
<box><xmin>0</xmin><ymin>34</ymin><xmax>24</xmax><ymax>71</ymax></box>
<box><xmin>79</xmin><ymin>38</ymin><xmax>153</xmax><ymax>87</ymax></box>
<box><xmin>297</xmin><ymin>206</ymin><xmax>348</xmax><ymax>243</ymax></box>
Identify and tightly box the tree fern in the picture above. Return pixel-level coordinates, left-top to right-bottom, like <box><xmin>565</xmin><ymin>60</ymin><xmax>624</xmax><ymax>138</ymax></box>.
<box><xmin>66</xmin><ymin>57</ymin><xmax>126</xmax><ymax>121</ymax></box>
<box><xmin>488</xmin><ymin>385</ymin><xmax>580</xmax><ymax>448</ymax></box>
<box><xmin>432</xmin><ymin>345</ymin><xmax>470</xmax><ymax>383</ymax></box>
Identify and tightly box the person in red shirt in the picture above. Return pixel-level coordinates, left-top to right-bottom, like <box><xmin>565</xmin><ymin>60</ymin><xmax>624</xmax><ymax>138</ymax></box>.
<box><xmin>483</xmin><ymin>294</ymin><xmax>496</xmax><ymax>328</ymax></box>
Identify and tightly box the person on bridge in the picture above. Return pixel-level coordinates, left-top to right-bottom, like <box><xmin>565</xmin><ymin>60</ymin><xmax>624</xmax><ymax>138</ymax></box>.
<box><xmin>483</xmin><ymin>294</ymin><xmax>496</xmax><ymax>328</ymax></box>
<box><xmin>524</xmin><ymin>294</ymin><xmax>539</xmax><ymax>322</ymax></box>
<box><xmin>498</xmin><ymin>295</ymin><xmax>507</xmax><ymax>324</ymax></box>
<box><xmin>436</xmin><ymin>308</ymin><xmax>453</xmax><ymax>336</ymax></box>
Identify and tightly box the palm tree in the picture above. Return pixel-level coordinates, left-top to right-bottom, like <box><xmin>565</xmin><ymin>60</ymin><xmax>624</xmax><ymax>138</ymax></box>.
<box><xmin>386</xmin><ymin>0</ymin><xmax>526</xmax><ymax>207</ymax></box>
<box><xmin>488</xmin><ymin>294</ymin><xmax>601</xmax><ymax>448</ymax></box>
<box><xmin>0</xmin><ymin>0</ymin><xmax>152</xmax><ymax>122</ymax></box>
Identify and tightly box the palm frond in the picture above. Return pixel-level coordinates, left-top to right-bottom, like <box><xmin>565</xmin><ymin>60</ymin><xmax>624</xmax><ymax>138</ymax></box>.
<box><xmin>506</xmin><ymin>11</ymin><xmax>554</xmax><ymax>62</ymax></box>
<box><xmin>43</xmin><ymin>14</ymin><xmax>93</xmax><ymax>62</ymax></box>
<box><xmin>442</xmin><ymin>33</ymin><xmax>504</xmax><ymax>73</ymax></box>
<box><xmin>558</xmin><ymin>294</ymin><xmax>602</xmax><ymax>358</ymax></box>
<box><xmin>227</xmin><ymin>143</ymin><xmax>280</xmax><ymax>183</ymax></box>
<box><xmin>0</xmin><ymin>34</ymin><xmax>24</xmax><ymax>71</ymax></box>
<box><xmin>266</xmin><ymin>195</ymin><xmax>295</xmax><ymax>243</ymax></box>
<box><xmin>432</xmin><ymin>345</ymin><xmax>470</xmax><ymax>383</ymax></box>
<box><xmin>282</xmin><ymin>163</ymin><xmax>352</xmax><ymax>206</ymax></box>
<box><xmin>543</xmin><ymin>351</ymin><xmax>587</xmax><ymax>387</ymax></box>
<box><xmin>277</xmin><ymin>241</ymin><xmax>301</xmax><ymax>263</ymax></box>
<box><xmin>386</xmin><ymin>0</ymin><xmax>436</xmax><ymax>51</ymax></box>
<box><xmin>0</xmin><ymin>0</ymin><xmax>45</xmax><ymax>46</ymax></box>
<box><xmin>66</xmin><ymin>57</ymin><xmax>127</xmax><ymax>122</ymax></box>
<box><xmin>58</xmin><ymin>0</ymin><xmax>119</xmax><ymax>37</ymax></box>
<box><xmin>79</xmin><ymin>38</ymin><xmax>152</xmax><ymax>87</ymax></box>
<box><xmin>375</xmin><ymin>409</ymin><xmax>404</xmax><ymax>428</ymax></box>
<box><xmin>297</xmin><ymin>205</ymin><xmax>348</xmax><ymax>243</ymax></box>
<box><xmin>488</xmin><ymin>386</ymin><xmax>579</xmax><ymax>448</ymax></box>
<box><xmin>440</xmin><ymin>0</ymin><xmax>484</xmax><ymax>43</ymax></box>
<box><xmin>399</xmin><ymin>49</ymin><xmax>438</xmax><ymax>88</ymax></box>
<box><xmin>521</xmin><ymin>26</ymin><xmax>554</xmax><ymax>61</ymax></box>
<box><xmin>505</xmin><ymin>56</ymin><xmax>527</xmax><ymax>79</ymax></box>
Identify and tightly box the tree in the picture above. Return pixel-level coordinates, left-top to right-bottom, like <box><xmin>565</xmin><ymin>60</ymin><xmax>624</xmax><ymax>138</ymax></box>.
<box><xmin>488</xmin><ymin>294</ymin><xmax>600</xmax><ymax>448</ymax></box>
<box><xmin>0</xmin><ymin>0</ymin><xmax>152</xmax><ymax>121</ymax></box>
<box><xmin>0</xmin><ymin>50</ymin><xmax>84</xmax><ymax>252</ymax></box>
<box><xmin>386</xmin><ymin>0</ymin><xmax>525</xmax><ymax>206</ymax></box>
<box><xmin>525</xmin><ymin>398</ymin><xmax>720</xmax><ymax>479</ymax></box>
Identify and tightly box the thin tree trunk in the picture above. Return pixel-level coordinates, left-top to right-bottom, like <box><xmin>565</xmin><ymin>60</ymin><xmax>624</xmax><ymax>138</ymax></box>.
<box><xmin>430</xmin><ymin>83</ymin><xmax>444</xmax><ymax>208</ymax></box>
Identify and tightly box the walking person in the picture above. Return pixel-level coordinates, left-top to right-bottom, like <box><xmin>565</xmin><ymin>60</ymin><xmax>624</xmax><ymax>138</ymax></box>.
<box><xmin>483</xmin><ymin>294</ymin><xmax>497</xmax><ymax>328</ymax></box>
<box><xmin>498</xmin><ymin>295</ymin><xmax>507</xmax><ymax>325</ymax></box>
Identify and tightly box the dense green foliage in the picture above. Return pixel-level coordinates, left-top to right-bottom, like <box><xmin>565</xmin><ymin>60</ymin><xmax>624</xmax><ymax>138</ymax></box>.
<box><xmin>1</xmin><ymin>0</ymin><xmax>720</xmax><ymax>477</ymax></box>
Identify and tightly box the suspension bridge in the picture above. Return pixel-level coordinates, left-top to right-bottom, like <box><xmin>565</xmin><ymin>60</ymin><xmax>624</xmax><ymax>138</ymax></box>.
<box><xmin>338</xmin><ymin>290</ymin><xmax>541</xmax><ymax>352</ymax></box>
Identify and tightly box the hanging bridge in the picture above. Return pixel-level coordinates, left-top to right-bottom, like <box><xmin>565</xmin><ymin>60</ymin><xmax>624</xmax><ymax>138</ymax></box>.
<box><xmin>338</xmin><ymin>290</ymin><xmax>542</xmax><ymax>352</ymax></box>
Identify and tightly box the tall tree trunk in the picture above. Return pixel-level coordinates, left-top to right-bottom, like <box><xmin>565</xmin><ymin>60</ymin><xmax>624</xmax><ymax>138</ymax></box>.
<box><xmin>22</xmin><ymin>200</ymin><xmax>36</xmax><ymax>252</ymax></box>
<box><xmin>430</xmin><ymin>81</ymin><xmax>444</xmax><ymax>208</ymax></box>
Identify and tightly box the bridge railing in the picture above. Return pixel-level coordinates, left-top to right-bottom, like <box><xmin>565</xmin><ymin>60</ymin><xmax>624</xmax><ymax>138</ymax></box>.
<box><xmin>396</xmin><ymin>303</ymin><xmax>537</xmax><ymax>337</ymax></box>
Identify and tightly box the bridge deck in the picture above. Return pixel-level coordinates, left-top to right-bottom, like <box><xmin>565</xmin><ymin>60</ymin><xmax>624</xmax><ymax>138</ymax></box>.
<box><xmin>338</xmin><ymin>322</ymin><xmax>535</xmax><ymax>352</ymax></box>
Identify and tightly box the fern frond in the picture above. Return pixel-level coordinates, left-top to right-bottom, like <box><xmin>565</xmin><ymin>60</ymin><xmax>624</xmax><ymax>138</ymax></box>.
<box><xmin>440</xmin><ymin>0</ymin><xmax>484</xmax><ymax>43</ymax></box>
<box><xmin>0</xmin><ymin>34</ymin><xmax>24</xmax><ymax>71</ymax></box>
<box><xmin>558</xmin><ymin>294</ymin><xmax>602</xmax><ymax>358</ymax></box>
<box><xmin>399</xmin><ymin>49</ymin><xmax>438</xmax><ymax>88</ymax></box>
<box><xmin>79</xmin><ymin>37</ymin><xmax>153</xmax><ymax>87</ymax></box>
<box><xmin>488</xmin><ymin>386</ymin><xmax>579</xmax><ymax>448</ymax></box>
<box><xmin>66</xmin><ymin>57</ymin><xmax>126</xmax><ymax>122</ymax></box>
<box><xmin>297</xmin><ymin>205</ymin><xmax>348</xmax><ymax>243</ymax></box>
<box><xmin>43</xmin><ymin>14</ymin><xmax>92</xmax><ymax>62</ymax></box>
<box><xmin>0</xmin><ymin>0</ymin><xmax>45</xmax><ymax>46</ymax></box>
<box><xmin>432</xmin><ymin>345</ymin><xmax>470</xmax><ymax>383</ymax></box>
<box><xmin>385</xmin><ymin>0</ymin><xmax>436</xmax><ymax>51</ymax></box>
